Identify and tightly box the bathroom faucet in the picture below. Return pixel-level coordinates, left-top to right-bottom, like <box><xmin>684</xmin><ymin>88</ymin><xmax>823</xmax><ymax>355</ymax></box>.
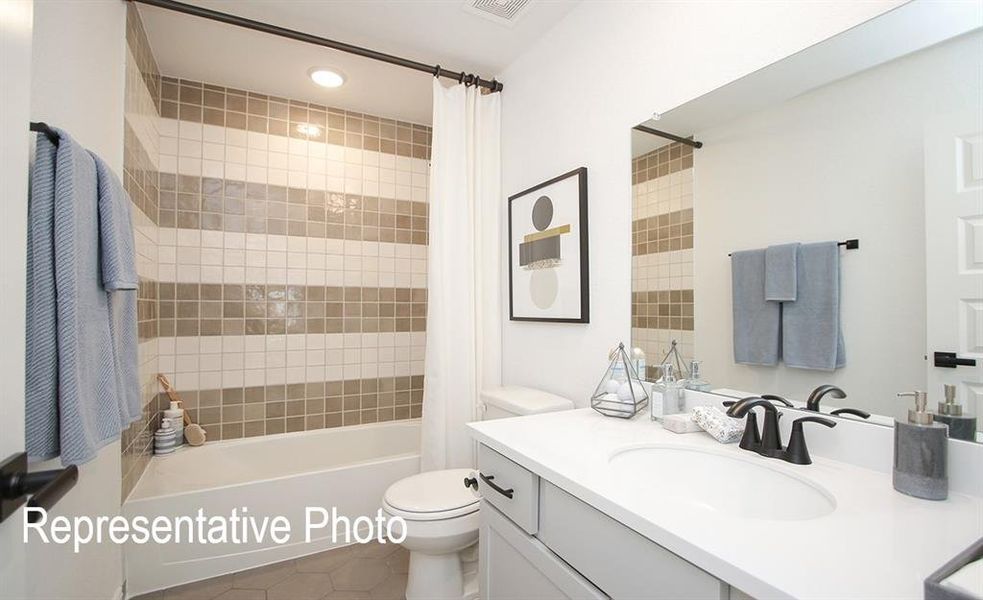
<box><xmin>806</xmin><ymin>385</ymin><xmax>846</xmax><ymax>411</ymax></box>
<box><xmin>806</xmin><ymin>385</ymin><xmax>870</xmax><ymax>419</ymax></box>
<box><xmin>775</xmin><ymin>416</ymin><xmax>837</xmax><ymax>465</ymax></box>
<box><xmin>725</xmin><ymin>397</ymin><xmax>783</xmax><ymax>454</ymax></box>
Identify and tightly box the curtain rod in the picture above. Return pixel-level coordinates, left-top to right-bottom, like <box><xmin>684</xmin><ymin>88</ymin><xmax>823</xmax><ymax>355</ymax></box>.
<box><xmin>633</xmin><ymin>125</ymin><xmax>702</xmax><ymax>149</ymax></box>
<box><xmin>128</xmin><ymin>0</ymin><xmax>503</xmax><ymax>93</ymax></box>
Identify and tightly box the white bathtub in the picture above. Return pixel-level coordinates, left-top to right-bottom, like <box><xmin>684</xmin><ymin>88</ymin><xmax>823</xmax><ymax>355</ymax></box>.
<box><xmin>123</xmin><ymin>420</ymin><xmax>421</xmax><ymax>596</ymax></box>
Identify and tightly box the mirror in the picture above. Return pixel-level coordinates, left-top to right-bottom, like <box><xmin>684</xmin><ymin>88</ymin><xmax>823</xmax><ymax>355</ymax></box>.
<box><xmin>629</xmin><ymin>2</ymin><xmax>983</xmax><ymax>443</ymax></box>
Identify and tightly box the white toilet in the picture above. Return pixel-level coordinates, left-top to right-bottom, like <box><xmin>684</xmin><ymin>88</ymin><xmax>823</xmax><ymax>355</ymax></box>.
<box><xmin>382</xmin><ymin>386</ymin><xmax>574</xmax><ymax>600</ymax></box>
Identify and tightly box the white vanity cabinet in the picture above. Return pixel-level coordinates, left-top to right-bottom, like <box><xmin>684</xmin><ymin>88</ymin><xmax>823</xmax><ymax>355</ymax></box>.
<box><xmin>478</xmin><ymin>443</ymin><xmax>751</xmax><ymax>600</ymax></box>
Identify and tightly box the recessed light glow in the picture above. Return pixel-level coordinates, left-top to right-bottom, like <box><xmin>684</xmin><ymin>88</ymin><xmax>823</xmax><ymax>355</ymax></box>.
<box><xmin>309</xmin><ymin>68</ymin><xmax>345</xmax><ymax>88</ymax></box>
<box><xmin>296</xmin><ymin>123</ymin><xmax>321</xmax><ymax>138</ymax></box>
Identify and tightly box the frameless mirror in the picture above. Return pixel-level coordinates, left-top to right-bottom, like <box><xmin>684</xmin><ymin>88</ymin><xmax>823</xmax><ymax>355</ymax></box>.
<box><xmin>629</xmin><ymin>2</ymin><xmax>983</xmax><ymax>443</ymax></box>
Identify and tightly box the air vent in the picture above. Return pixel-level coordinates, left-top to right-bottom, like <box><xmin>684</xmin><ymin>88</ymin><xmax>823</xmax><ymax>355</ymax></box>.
<box><xmin>463</xmin><ymin>0</ymin><xmax>532</xmax><ymax>26</ymax></box>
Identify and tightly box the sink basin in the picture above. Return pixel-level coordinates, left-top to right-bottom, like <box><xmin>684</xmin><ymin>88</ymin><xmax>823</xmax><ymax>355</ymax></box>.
<box><xmin>608</xmin><ymin>445</ymin><xmax>836</xmax><ymax>521</ymax></box>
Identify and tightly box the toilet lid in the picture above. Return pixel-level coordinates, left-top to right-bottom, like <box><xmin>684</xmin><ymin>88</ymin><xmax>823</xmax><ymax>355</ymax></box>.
<box><xmin>384</xmin><ymin>468</ymin><xmax>480</xmax><ymax>518</ymax></box>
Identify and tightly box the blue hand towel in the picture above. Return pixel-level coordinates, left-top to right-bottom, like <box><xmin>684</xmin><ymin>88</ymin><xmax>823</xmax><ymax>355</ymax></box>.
<box><xmin>91</xmin><ymin>152</ymin><xmax>141</xmax><ymax>426</ymax></box>
<box><xmin>731</xmin><ymin>249</ymin><xmax>781</xmax><ymax>366</ymax></box>
<box><xmin>782</xmin><ymin>242</ymin><xmax>845</xmax><ymax>370</ymax></box>
<box><xmin>25</xmin><ymin>130</ymin><xmax>140</xmax><ymax>465</ymax></box>
<box><xmin>765</xmin><ymin>243</ymin><xmax>799</xmax><ymax>302</ymax></box>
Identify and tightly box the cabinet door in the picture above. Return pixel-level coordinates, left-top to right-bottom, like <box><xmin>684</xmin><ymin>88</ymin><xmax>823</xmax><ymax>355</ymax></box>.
<box><xmin>480</xmin><ymin>500</ymin><xmax>607</xmax><ymax>600</ymax></box>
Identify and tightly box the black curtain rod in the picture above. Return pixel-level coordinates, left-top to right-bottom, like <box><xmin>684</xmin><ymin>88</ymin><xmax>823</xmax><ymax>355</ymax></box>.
<box><xmin>129</xmin><ymin>0</ymin><xmax>503</xmax><ymax>93</ymax></box>
<box><xmin>728</xmin><ymin>239</ymin><xmax>859</xmax><ymax>257</ymax></box>
<box><xmin>633</xmin><ymin>125</ymin><xmax>702</xmax><ymax>149</ymax></box>
<box><xmin>30</xmin><ymin>121</ymin><xmax>59</xmax><ymax>146</ymax></box>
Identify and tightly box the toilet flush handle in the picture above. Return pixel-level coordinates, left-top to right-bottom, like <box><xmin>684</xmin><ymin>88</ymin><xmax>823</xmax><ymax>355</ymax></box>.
<box><xmin>463</xmin><ymin>475</ymin><xmax>478</xmax><ymax>491</ymax></box>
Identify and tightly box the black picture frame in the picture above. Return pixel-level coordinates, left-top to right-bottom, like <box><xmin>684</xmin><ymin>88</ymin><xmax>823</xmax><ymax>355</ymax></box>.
<box><xmin>508</xmin><ymin>167</ymin><xmax>589</xmax><ymax>323</ymax></box>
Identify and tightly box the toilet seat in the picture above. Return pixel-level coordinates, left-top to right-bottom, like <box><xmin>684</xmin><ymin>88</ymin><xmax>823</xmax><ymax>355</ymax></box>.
<box><xmin>383</xmin><ymin>468</ymin><xmax>479</xmax><ymax>522</ymax></box>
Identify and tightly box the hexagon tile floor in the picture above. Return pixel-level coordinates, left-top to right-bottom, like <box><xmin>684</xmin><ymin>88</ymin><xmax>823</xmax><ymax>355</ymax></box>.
<box><xmin>132</xmin><ymin>541</ymin><xmax>409</xmax><ymax>600</ymax></box>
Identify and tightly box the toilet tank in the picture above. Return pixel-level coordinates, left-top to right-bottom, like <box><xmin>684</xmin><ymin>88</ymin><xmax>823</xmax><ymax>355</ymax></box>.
<box><xmin>480</xmin><ymin>386</ymin><xmax>574</xmax><ymax>420</ymax></box>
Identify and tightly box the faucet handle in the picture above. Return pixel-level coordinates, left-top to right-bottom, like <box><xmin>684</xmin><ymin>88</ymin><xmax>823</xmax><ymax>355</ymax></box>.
<box><xmin>785</xmin><ymin>416</ymin><xmax>837</xmax><ymax>465</ymax></box>
<box><xmin>761</xmin><ymin>394</ymin><xmax>793</xmax><ymax>407</ymax></box>
<box><xmin>830</xmin><ymin>407</ymin><xmax>870</xmax><ymax>419</ymax></box>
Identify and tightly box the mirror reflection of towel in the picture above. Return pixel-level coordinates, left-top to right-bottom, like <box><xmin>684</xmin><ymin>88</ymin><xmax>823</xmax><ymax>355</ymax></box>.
<box><xmin>731</xmin><ymin>249</ymin><xmax>781</xmax><ymax>366</ymax></box>
<box><xmin>782</xmin><ymin>242</ymin><xmax>845</xmax><ymax>370</ymax></box>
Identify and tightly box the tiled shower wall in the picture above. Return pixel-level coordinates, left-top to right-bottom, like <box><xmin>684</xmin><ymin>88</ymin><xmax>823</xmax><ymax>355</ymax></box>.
<box><xmin>154</xmin><ymin>79</ymin><xmax>431</xmax><ymax>443</ymax></box>
<box><xmin>631</xmin><ymin>142</ymin><xmax>695</xmax><ymax>379</ymax></box>
<box><xmin>119</xmin><ymin>5</ymin><xmax>432</xmax><ymax>499</ymax></box>
<box><xmin>121</xmin><ymin>4</ymin><xmax>161</xmax><ymax>499</ymax></box>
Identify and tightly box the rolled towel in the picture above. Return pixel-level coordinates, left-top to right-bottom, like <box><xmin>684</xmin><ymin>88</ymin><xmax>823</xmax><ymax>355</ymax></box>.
<box><xmin>692</xmin><ymin>406</ymin><xmax>745</xmax><ymax>443</ymax></box>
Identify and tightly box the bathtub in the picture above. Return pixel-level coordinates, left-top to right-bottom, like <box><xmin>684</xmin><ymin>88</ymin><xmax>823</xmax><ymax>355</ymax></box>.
<box><xmin>123</xmin><ymin>420</ymin><xmax>421</xmax><ymax>596</ymax></box>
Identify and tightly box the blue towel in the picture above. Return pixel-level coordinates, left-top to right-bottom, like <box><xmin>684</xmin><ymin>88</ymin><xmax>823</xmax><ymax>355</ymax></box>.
<box><xmin>731</xmin><ymin>249</ymin><xmax>781</xmax><ymax>366</ymax></box>
<box><xmin>782</xmin><ymin>242</ymin><xmax>845</xmax><ymax>370</ymax></box>
<box><xmin>765</xmin><ymin>243</ymin><xmax>799</xmax><ymax>302</ymax></box>
<box><xmin>25</xmin><ymin>130</ymin><xmax>140</xmax><ymax>465</ymax></box>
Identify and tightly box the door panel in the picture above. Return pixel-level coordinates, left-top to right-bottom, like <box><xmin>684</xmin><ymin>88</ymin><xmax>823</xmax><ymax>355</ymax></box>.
<box><xmin>926</xmin><ymin>113</ymin><xmax>983</xmax><ymax>441</ymax></box>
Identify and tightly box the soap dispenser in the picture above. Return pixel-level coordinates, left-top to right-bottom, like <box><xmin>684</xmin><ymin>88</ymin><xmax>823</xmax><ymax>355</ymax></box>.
<box><xmin>934</xmin><ymin>384</ymin><xmax>977</xmax><ymax>442</ymax></box>
<box><xmin>894</xmin><ymin>391</ymin><xmax>948</xmax><ymax>501</ymax></box>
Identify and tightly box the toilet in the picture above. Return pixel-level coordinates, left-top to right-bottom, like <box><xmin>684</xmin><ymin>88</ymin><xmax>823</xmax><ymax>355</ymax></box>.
<box><xmin>382</xmin><ymin>386</ymin><xmax>574</xmax><ymax>600</ymax></box>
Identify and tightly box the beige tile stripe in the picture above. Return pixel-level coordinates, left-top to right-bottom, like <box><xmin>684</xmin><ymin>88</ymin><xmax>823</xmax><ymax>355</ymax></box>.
<box><xmin>632</xmin><ymin>140</ymin><xmax>695</xmax><ymax>185</ymax></box>
<box><xmin>631</xmin><ymin>208</ymin><xmax>694</xmax><ymax>256</ymax></box>
<box><xmin>161</xmin><ymin>76</ymin><xmax>432</xmax><ymax>160</ymax></box>
<box><xmin>157</xmin><ymin>282</ymin><xmax>427</xmax><ymax>337</ymax></box>
<box><xmin>159</xmin><ymin>172</ymin><xmax>429</xmax><ymax>244</ymax></box>
<box><xmin>150</xmin><ymin>374</ymin><xmax>424</xmax><ymax>443</ymax></box>
<box><xmin>631</xmin><ymin>289</ymin><xmax>695</xmax><ymax>331</ymax></box>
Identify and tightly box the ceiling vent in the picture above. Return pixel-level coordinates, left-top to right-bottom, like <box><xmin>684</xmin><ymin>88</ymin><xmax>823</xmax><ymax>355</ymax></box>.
<box><xmin>462</xmin><ymin>0</ymin><xmax>532</xmax><ymax>26</ymax></box>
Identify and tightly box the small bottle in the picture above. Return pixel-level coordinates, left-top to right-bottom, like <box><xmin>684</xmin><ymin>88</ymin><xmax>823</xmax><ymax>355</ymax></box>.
<box><xmin>154</xmin><ymin>418</ymin><xmax>178</xmax><ymax>456</ymax></box>
<box><xmin>651</xmin><ymin>363</ymin><xmax>684</xmax><ymax>421</ymax></box>
<box><xmin>163</xmin><ymin>401</ymin><xmax>185</xmax><ymax>446</ymax></box>
<box><xmin>686</xmin><ymin>360</ymin><xmax>712</xmax><ymax>392</ymax></box>
<box><xmin>630</xmin><ymin>347</ymin><xmax>647</xmax><ymax>381</ymax></box>
<box><xmin>893</xmin><ymin>391</ymin><xmax>948</xmax><ymax>500</ymax></box>
<box><xmin>933</xmin><ymin>384</ymin><xmax>977</xmax><ymax>442</ymax></box>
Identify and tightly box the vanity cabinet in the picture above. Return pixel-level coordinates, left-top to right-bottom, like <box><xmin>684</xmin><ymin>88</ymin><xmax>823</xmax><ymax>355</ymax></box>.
<box><xmin>478</xmin><ymin>443</ymin><xmax>752</xmax><ymax>600</ymax></box>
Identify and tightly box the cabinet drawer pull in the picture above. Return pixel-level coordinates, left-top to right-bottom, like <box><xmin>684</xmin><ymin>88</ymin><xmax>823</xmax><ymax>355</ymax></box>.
<box><xmin>479</xmin><ymin>472</ymin><xmax>514</xmax><ymax>499</ymax></box>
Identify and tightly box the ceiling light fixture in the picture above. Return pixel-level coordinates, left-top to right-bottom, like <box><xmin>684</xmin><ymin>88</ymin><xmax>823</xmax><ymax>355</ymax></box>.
<box><xmin>309</xmin><ymin>67</ymin><xmax>346</xmax><ymax>88</ymax></box>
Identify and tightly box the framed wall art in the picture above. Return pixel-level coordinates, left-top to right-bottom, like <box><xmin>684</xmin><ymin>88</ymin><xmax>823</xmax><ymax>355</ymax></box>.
<box><xmin>508</xmin><ymin>167</ymin><xmax>589</xmax><ymax>323</ymax></box>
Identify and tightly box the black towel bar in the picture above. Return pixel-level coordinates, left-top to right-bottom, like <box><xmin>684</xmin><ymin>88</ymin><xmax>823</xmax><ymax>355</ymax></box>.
<box><xmin>728</xmin><ymin>239</ymin><xmax>859</xmax><ymax>257</ymax></box>
<box><xmin>30</xmin><ymin>121</ymin><xmax>60</xmax><ymax>146</ymax></box>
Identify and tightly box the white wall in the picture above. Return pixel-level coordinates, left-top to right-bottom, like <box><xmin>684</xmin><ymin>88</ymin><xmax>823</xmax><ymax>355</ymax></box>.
<box><xmin>498</xmin><ymin>0</ymin><xmax>903</xmax><ymax>405</ymax></box>
<box><xmin>694</xmin><ymin>31</ymin><xmax>983</xmax><ymax>418</ymax></box>
<box><xmin>0</xmin><ymin>1</ymin><xmax>33</xmax><ymax>597</ymax></box>
<box><xmin>27</xmin><ymin>1</ymin><xmax>127</xmax><ymax>598</ymax></box>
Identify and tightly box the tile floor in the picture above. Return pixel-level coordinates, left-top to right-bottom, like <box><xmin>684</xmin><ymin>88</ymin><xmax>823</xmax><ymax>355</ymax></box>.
<box><xmin>133</xmin><ymin>541</ymin><xmax>408</xmax><ymax>600</ymax></box>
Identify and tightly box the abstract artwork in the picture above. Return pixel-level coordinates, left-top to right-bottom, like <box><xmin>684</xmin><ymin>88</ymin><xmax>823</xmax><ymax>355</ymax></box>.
<box><xmin>508</xmin><ymin>167</ymin><xmax>589</xmax><ymax>322</ymax></box>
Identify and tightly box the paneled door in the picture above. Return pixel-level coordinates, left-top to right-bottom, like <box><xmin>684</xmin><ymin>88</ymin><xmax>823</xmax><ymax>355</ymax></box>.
<box><xmin>925</xmin><ymin>111</ymin><xmax>983</xmax><ymax>442</ymax></box>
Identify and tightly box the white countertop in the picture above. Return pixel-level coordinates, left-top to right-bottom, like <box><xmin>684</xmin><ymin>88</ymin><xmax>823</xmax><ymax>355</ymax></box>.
<box><xmin>467</xmin><ymin>408</ymin><xmax>983</xmax><ymax>600</ymax></box>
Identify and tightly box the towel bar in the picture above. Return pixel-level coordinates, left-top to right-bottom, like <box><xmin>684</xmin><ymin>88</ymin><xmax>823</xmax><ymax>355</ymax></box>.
<box><xmin>0</xmin><ymin>452</ymin><xmax>78</xmax><ymax>524</ymax></box>
<box><xmin>728</xmin><ymin>239</ymin><xmax>859</xmax><ymax>257</ymax></box>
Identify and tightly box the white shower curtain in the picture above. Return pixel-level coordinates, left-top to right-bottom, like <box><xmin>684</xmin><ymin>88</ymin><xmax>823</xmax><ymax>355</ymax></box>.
<box><xmin>421</xmin><ymin>78</ymin><xmax>502</xmax><ymax>471</ymax></box>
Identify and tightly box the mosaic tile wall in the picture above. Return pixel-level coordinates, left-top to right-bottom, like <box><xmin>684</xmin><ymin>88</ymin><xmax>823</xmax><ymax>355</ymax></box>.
<box><xmin>120</xmin><ymin>3</ymin><xmax>161</xmax><ymax>500</ymax></box>
<box><xmin>631</xmin><ymin>142</ymin><xmax>696</xmax><ymax>378</ymax></box>
<box><xmin>154</xmin><ymin>77</ymin><xmax>432</xmax><ymax>444</ymax></box>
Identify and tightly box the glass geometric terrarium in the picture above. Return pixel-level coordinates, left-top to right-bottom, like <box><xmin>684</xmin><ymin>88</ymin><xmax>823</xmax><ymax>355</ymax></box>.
<box><xmin>591</xmin><ymin>343</ymin><xmax>649</xmax><ymax>418</ymax></box>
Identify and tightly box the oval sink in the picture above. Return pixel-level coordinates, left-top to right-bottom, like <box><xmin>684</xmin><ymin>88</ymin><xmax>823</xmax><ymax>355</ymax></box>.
<box><xmin>608</xmin><ymin>445</ymin><xmax>836</xmax><ymax>521</ymax></box>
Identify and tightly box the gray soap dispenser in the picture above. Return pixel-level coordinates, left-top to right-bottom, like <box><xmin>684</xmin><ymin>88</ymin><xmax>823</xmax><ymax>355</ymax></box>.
<box><xmin>894</xmin><ymin>391</ymin><xmax>948</xmax><ymax>501</ymax></box>
<box><xmin>934</xmin><ymin>384</ymin><xmax>977</xmax><ymax>442</ymax></box>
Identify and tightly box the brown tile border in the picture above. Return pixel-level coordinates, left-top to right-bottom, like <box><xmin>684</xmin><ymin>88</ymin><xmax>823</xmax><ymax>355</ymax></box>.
<box><xmin>631</xmin><ymin>208</ymin><xmax>693</xmax><ymax>256</ymax></box>
<box><xmin>158</xmin><ymin>284</ymin><xmax>427</xmax><ymax>337</ymax></box>
<box><xmin>632</xmin><ymin>140</ymin><xmax>694</xmax><ymax>185</ymax></box>
<box><xmin>138</xmin><ymin>277</ymin><xmax>158</xmax><ymax>342</ymax></box>
<box><xmin>631</xmin><ymin>289</ymin><xmax>694</xmax><ymax>331</ymax></box>
<box><xmin>154</xmin><ymin>375</ymin><xmax>425</xmax><ymax>442</ymax></box>
<box><xmin>159</xmin><ymin>173</ymin><xmax>428</xmax><ymax>244</ymax></box>
<box><xmin>160</xmin><ymin>76</ymin><xmax>432</xmax><ymax>160</ymax></box>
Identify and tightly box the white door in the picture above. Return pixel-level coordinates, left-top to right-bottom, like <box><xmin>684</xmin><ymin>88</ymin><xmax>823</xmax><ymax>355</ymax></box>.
<box><xmin>925</xmin><ymin>111</ymin><xmax>983</xmax><ymax>442</ymax></box>
<box><xmin>0</xmin><ymin>0</ymin><xmax>33</xmax><ymax>597</ymax></box>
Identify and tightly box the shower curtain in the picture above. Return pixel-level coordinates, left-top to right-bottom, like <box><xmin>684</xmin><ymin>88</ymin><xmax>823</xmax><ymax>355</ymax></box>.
<box><xmin>421</xmin><ymin>78</ymin><xmax>502</xmax><ymax>471</ymax></box>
